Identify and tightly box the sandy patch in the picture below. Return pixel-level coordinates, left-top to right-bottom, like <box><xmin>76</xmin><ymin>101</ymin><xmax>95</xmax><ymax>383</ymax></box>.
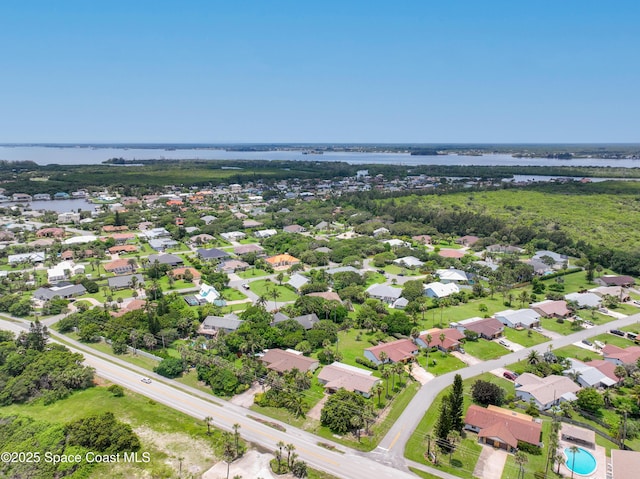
<box><xmin>307</xmin><ymin>394</ymin><xmax>328</xmax><ymax>421</ymax></box>
<box><xmin>230</xmin><ymin>381</ymin><xmax>262</xmax><ymax>408</ymax></box>
<box><xmin>202</xmin><ymin>449</ymin><xmax>282</xmax><ymax>479</ymax></box>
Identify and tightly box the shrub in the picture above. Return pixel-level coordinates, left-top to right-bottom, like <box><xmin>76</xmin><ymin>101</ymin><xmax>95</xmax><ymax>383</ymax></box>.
<box><xmin>355</xmin><ymin>357</ymin><xmax>378</xmax><ymax>370</ymax></box>
<box><xmin>107</xmin><ymin>384</ymin><xmax>124</xmax><ymax>397</ymax></box>
<box><xmin>518</xmin><ymin>441</ymin><xmax>542</xmax><ymax>455</ymax></box>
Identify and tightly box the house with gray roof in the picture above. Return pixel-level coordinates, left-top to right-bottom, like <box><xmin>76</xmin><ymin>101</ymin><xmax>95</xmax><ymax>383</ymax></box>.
<box><xmin>366</xmin><ymin>284</ymin><xmax>402</xmax><ymax>304</ymax></box>
<box><xmin>108</xmin><ymin>274</ymin><xmax>145</xmax><ymax>290</ymax></box>
<box><xmin>565</xmin><ymin>292</ymin><xmax>602</xmax><ymax>309</ymax></box>
<box><xmin>326</xmin><ymin>266</ymin><xmax>362</xmax><ymax>276</ymax></box>
<box><xmin>147</xmin><ymin>253</ymin><xmax>183</xmax><ymax>267</ymax></box>
<box><xmin>148</xmin><ymin>238</ymin><xmax>178</xmax><ymax>251</ymax></box>
<box><xmin>287</xmin><ymin>273</ymin><xmax>309</xmax><ymax>291</ymax></box>
<box><xmin>33</xmin><ymin>284</ymin><xmax>87</xmax><ymax>301</ymax></box>
<box><xmin>199</xmin><ymin>313</ymin><xmax>242</xmax><ymax>337</ymax></box>
<box><xmin>197</xmin><ymin>248</ymin><xmax>230</xmax><ymax>261</ymax></box>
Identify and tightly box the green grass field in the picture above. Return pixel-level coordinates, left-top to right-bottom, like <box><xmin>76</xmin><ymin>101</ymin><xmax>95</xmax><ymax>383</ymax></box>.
<box><xmin>248</xmin><ymin>279</ymin><xmax>299</xmax><ymax>302</ymax></box>
<box><xmin>417</xmin><ymin>351</ymin><xmax>467</xmax><ymax>376</ymax></box>
<box><xmin>237</xmin><ymin>268</ymin><xmax>271</xmax><ymax>279</ymax></box>
<box><xmin>554</xmin><ymin>345</ymin><xmax>601</xmax><ymax>362</ymax></box>
<box><xmin>503</xmin><ymin>328</ymin><xmax>548</xmax><ymax>347</ymax></box>
<box><xmin>461</xmin><ymin>339</ymin><xmax>508</xmax><ymax>360</ymax></box>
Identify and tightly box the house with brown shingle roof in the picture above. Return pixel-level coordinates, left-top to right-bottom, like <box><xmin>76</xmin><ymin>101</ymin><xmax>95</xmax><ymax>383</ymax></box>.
<box><xmin>364</xmin><ymin>339</ymin><xmax>418</xmax><ymax>365</ymax></box>
<box><xmin>103</xmin><ymin>225</ymin><xmax>129</xmax><ymax>233</ymax></box>
<box><xmin>318</xmin><ymin>362</ymin><xmax>380</xmax><ymax>398</ymax></box>
<box><xmin>36</xmin><ymin>227</ymin><xmax>65</xmax><ymax>238</ymax></box>
<box><xmin>515</xmin><ymin>373</ymin><xmax>581</xmax><ymax>410</ymax></box>
<box><xmin>458</xmin><ymin>317</ymin><xmax>504</xmax><ymax>340</ymax></box>
<box><xmin>464</xmin><ymin>405</ymin><xmax>542</xmax><ymax>452</ymax></box>
<box><xmin>108</xmin><ymin>245</ymin><xmax>138</xmax><ymax>254</ymax></box>
<box><xmin>595</xmin><ymin>275</ymin><xmax>635</xmax><ymax>288</ymax></box>
<box><xmin>171</xmin><ymin>267</ymin><xmax>201</xmax><ymax>281</ymax></box>
<box><xmin>531</xmin><ymin>300</ymin><xmax>572</xmax><ymax>318</ymax></box>
<box><xmin>261</xmin><ymin>349</ymin><xmax>319</xmax><ymax>374</ymax></box>
<box><xmin>234</xmin><ymin>244</ymin><xmax>265</xmax><ymax>256</ymax></box>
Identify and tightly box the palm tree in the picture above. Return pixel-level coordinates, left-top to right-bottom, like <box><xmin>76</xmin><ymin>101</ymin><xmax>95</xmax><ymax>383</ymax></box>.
<box><xmin>129</xmin><ymin>329</ymin><xmax>139</xmax><ymax>355</ymax></box>
<box><xmin>424</xmin><ymin>333</ymin><xmax>433</xmax><ymax>370</ymax></box>
<box><xmin>232</xmin><ymin>423</ymin><xmax>241</xmax><ymax>457</ymax></box>
<box><xmin>439</xmin><ymin>332</ymin><xmax>446</xmax><ymax>352</ymax></box>
<box><xmin>393</xmin><ymin>362</ymin><xmax>404</xmax><ymax>389</ymax></box>
<box><xmin>378</xmin><ymin>351</ymin><xmax>388</xmax><ymax>365</ymax></box>
<box><xmin>410</xmin><ymin>327</ymin><xmax>420</xmax><ymax>342</ymax></box>
<box><xmin>519</xmin><ymin>290</ymin><xmax>530</xmax><ymax>308</ymax></box>
<box><xmin>373</xmin><ymin>383</ymin><xmax>384</xmax><ymax>407</ymax></box>
<box><xmin>514</xmin><ymin>451</ymin><xmax>528</xmax><ymax>479</ymax></box>
<box><xmin>555</xmin><ymin>452</ymin><xmax>565</xmax><ymax>474</ymax></box>
<box><xmin>285</xmin><ymin>443</ymin><xmax>296</xmax><ymax>470</ymax></box>
<box><xmin>271</xmin><ymin>288</ymin><xmax>281</xmax><ymax>310</ymax></box>
<box><xmin>143</xmin><ymin>333</ymin><xmax>157</xmax><ymax>350</ymax></box>
<box><xmin>527</xmin><ymin>350</ymin><xmax>541</xmax><ymax>365</ymax></box>
<box><xmin>203</xmin><ymin>416</ymin><xmax>213</xmax><ymax>435</ymax></box>
<box><xmin>569</xmin><ymin>445</ymin><xmax>580</xmax><ymax>479</ymax></box>
<box><xmin>381</xmin><ymin>365</ymin><xmax>391</xmax><ymax>399</ymax></box>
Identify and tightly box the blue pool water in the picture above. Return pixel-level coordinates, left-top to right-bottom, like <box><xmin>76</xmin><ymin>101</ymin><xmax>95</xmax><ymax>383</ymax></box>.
<box><xmin>564</xmin><ymin>447</ymin><xmax>597</xmax><ymax>476</ymax></box>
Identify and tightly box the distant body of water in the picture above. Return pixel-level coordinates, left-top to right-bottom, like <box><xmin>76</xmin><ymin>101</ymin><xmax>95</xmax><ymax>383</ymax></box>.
<box><xmin>1</xmin><ymin>145</ymin><xmax>640</xmax><ymax>168</ymax></box>
<box><xmin>5</xmin><ymin>198</ymin><xmax>96</xmax><ymax>213</ymax></box>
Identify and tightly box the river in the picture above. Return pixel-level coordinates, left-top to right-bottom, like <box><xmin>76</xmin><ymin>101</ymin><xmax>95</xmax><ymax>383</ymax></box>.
<box><xmin>1</xmin><ymin>145</ymin><xmax>640</xmax><ymax>168</ymax></box>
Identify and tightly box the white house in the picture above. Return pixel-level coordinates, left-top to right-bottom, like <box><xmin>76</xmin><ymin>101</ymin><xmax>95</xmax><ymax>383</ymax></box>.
<box><xmin>515</xmin><ymin>373</ymin><xmax>580</xmax><ymax>410</ymax></box>
<box><xmin>424</xmin><ymin>281</ymin><xmax>460</xmax><ymax>299</ymax></box>
<box><xmin>47</xmin><ymin>261</ymin><xmax>85</xmax><ymax>283</ymax></box>
<box><xmin>393</xmin><ymin>256</ymin><xmax>424</xmax><ymax>268</ymax></box>
<box><xmin>196</xmin><ymin>283</ymin><xmax>220</xmax><ymax>304</ymax></box>
<box><xmin>494</xmin><ymin>309</ymin><xmax>541</xmax><ymax>329</ymax></box>
<box><xmin>366</xmin><ymin>284</ymin><xmax>403</xmax><ymax>304</ymax></box>
<box><xmin>436</xmin><ymin>268</ymin><xmax>469</xmax><ymax>284</ymax></box>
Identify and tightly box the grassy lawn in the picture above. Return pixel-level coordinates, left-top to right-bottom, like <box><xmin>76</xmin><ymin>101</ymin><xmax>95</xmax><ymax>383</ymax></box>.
<box><xmin>503</xmin><ymin>328</ymin><xmax>548</xmax><ymax>347</ymax></box>
<box><xmin>589</xmin><ymin>332</ymin><xmax>636</xmax><ymax>348</ymax></box>
<box><xmin>364</xmin><ymin>271</ymin><xmax>387</xmax><ymax>286</ymax></box>
<box><xmin>553</xmin><ymin>345</ymin><xmax>602</xmax><ymax>362</ymax></box>
<box><xmin>417</xmin><ymin>350</ymin><xmax>467</xmax><ymax>376</ymax></box>
<box><xmin>541</xmin><ymin>270</ymin><xmax>591</xmax><ymax>294</ymax></box>
<box><xmin>237</xmin><ymin>268</ymin><xmax>271</xmax><ymax>279</ymax></box>
<box><xmin>383</xmin><ymin>264</ymin><xmax>422</xmax><ymax>276</ymax></box>
<box><xmin>65</xmin><ymin>333</ymin><xmax>160</xmax><ymax>370</ymax></box>
<box><xmin>248</xmin><ymin>279</ymin><xmax>299</xmax><ymax>302</ymax></box>
<box><xmin>540</xmin><ymin>317</ymin><xmax>580</xmax><ymax>335</ymax></box>
<box><xmin>79</xmin><ymin>288</ymin><xmax>133</xmax><ymax>303</ymax></box>
<box><xmin>405</xmin><ymin>372</ymin><xmax>514</xmax><ymax>479</ymax></box>
<box><xmin>221</xmin><ymin>287</ymin><xmax>247</xmax><ymax>301</ymax></box>
<box><xmin>174</xmin><ymin>369</ymin><xmax>215</xmax><ymax>395</ymax></box>
<box><xmin>157</xmin><ymin>276</ymin><xmax>195</xmax><ymax>290</ymax></box>
<box><xmin>461</xmin><ymin>339</ymin><xmax>508</xmax><ymax>360</ymax></box>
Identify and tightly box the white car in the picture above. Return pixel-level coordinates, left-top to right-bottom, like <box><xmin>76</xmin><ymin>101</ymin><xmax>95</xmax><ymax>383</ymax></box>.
<box><xmin>498</xmin><ymin>339</ymin><xmax>510</xmax><ymax>347</ymax></box>
<box><xmin>141</xmin><ymin>377</ymin><xmax>152</xmax><ymax>384</ymax></box>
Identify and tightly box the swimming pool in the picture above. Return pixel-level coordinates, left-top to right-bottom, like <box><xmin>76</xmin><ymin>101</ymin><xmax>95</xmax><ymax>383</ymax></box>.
<box><xmin>564</xmin><ymin>447</ymin><xmax>597</xmax><ymax>476</ymax></box>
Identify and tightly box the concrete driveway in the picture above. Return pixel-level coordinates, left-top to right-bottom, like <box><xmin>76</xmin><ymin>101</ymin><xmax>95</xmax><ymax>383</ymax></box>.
<box><xmin>473</xmin><ymin>445</ymin><xmax>508</xmax><ymax>479</ymax></box>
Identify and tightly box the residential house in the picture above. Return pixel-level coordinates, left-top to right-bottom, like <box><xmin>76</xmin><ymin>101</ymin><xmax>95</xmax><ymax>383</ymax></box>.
<box><xmin>412</xmin><ymin>234</ymin><xmax>432</xmax><ymax>245</ymax></box>
<box><xmin>287</xmin><ymin>273</ymin><xmax>309</xmax><ymax>291</ymax></box>
<box><xmin>392</xmin><ymin>297</ymin><xmax>409</xmax><ymax>309</ymax></box>
<box><xmin>12</xmin><ymin>193</ymin><xmax>32</xmax><ymax>202</ymax></box>
<box><xmin>254</xmin><ymin>229</ymin><xmax>277</xmax><ymax>239</ymax></box>
<box><xmin>8</xmin><ymin>252</ymin><xmax>46</xmax><ymax>265</ymax></box>
<box><xmin>190</xmin><ymin>233</ymin><xmax>215</xmax><ymax>245</ymax></box>
<box><xmin>234</xmin><ymin>244</ymin><xmax>265</xmax><ymax>256</ymax></box>
<box><xmin>140</xmin><ymin>227</ymin><xmax>171</xmax><ymax>240</ymax></box>
<box><xmin>218</xmin><ymin>259</ymin><xmax>250</xmax><ymax>273</ymax></box>
<box><xmin>220</xmin><ymin>231</ymin><xmax>246</xmax><ymax>241</ymax></box>
<box><xmin>283</xmin><ymin>225</ymin><xmax>306</xmax><ymax>234</ymax></box>
<box><xmin>366</xmin><ymin>284</ymin><xmax>403</xmax><ymax>304</ymax></box>
<box><xmin>595</xmin><ymin>275</ymin><xmax>635</xmax><ymax>288</ymax></box>
<box><xmin>438</xmin><ymin>249</ymin><xmax>466</xmax><ymax>259</ymax></box>
<box><xmin>415</xmin><ymin>328</ymin><xmax>465</xmax><ymax>352</ymax></box>
<box><xmin>198</xmin><ymin>314</ymin><xmax>242</xmax><ymax>337</ymax></box>
<box><xmin>265</xmin><ymin>254</ymin><xmax>300</xmax><ymax>269</ymax></box>
<box><xmin>196</xmin><ymin>283</ymin><xmax>221</xmax><ymax>305</ymax></box>
<box><xmin>531</xmin><ymin>300</ymin><xmax>572</xmax><ymax>319</ymax></box>
<box><xmin>170</xmin><ymin>267</ymin><xmax>201</xmax><ymax>281</ymax></box>
<box><xmin>57</xmin><ymin>212</ymin><xmax>81</xmax><ymax>224</ymax></box>
<box><xmin>457</xmin><ymin>235</ymin><xmax>480</xmax><ymax>247</ymax></box>
<box><xmin>108</xmin><ymin>245</ymin><xmax>138</xmax><ymax>254</ymax></box>
<box><xmin>515</xmin><ymin>373</ymin><xmax>581</xmax><ymax>410</ymax></box>
<box><xmin>436</xmin><ymin>268</ymin><xmax>469</xmax><ymax>284</ymax></box>
<box><xmin>307</xmin><ymin>291</ymin><xmax>342</xmax><ymax>303</ymax></box>
<box><xmin>318</xmin><ymin>362</ymin><xmax>380</xmax><ymax>398</ymax></box>
<box><xmin>60</xmin><ymin>250</ymin><xmax>74</xmax><ymax>261</ymax></box>
<box><xmin>36</xmin><ymin>227</ymin><xmax>65</xmax><ymax>238</ymax></box>
<box><xmin>464</xmin><ymin>405</ymin><xmax>542</xmax><ymax>452</ymax></box>
<box><xmin>271</xmin><ymin>313</ymin><xmax>319</xmax><ymax>330</ymax></box>
<box><xmin>110</xmin><ymin>233</ymin><xmax>136</xmax><ymax>244</ymax></box>
<box><xmin>242</xmin><ymin>219</ymin><xmax>263</xmax><ymax>228</ymax></box>
<box><xmin>108</xmin><ymin>274</ymin><xmax>144</xmax><ymax>290</ymax></box>
<box><xmin>110</xmin><ymin>299</ymin><xmax>146</xmax><ymax>317</ymax></box>
<box><xmin>393</xmin><ymin>256</ymin><xmax>424</xmax><ymax>268</ymax></box>
<box><xmin>611</xmin><ymin>449</ymin><xmax>640</xmax><ymax>479</ymax></box>
<box><xmin>532</xmin><ymin>250</ymin><xmax>568</xmax><ymax>268</ymax></box>
<box><xmin>590</xmin><ymin>286</ymin><xmax>630</xmax><ymax>302</ymax></box>
<box><xmin>454</xmin><ymin>317</ymin><xmax>505</xmax><ymax>340</ymax></box>
<box><xmin>148</xmin><ymin>238</ymin><xmax>178</xmax><ymax>251</ymax></box>
<box><xmin>383</xmin><ymin>239</ymin><xmax>410</xmax><ymax>248</ymax></box>
<box><xmin>200</xmin><ymin>215</ymin><xmax>217</xmax><ymax>225</ymax></box>
<box><xmin>372</xmin><ymin>227</ymin><xmax>390</xmax><ymax>237</ymax></box>
<box><xmin>494</xmin><ymin>309</ymin><xmax>541</xmax><ymax>329</ymax></box>
<box><xmin>197</xmin><ymin>248</ymin><xmax>230</xmax><ymax>261</ymax></box>
<box><xmin>33</xmin><ymin>284</ymin><xmax>87</xmax><ymax>301</ymax></box>
<box><xmin>261</xmin><ymin>348</ymin><xmax>319</xmax><ymax>374</ymax></box>
<box><xmin>364</xmin><ymin>339</ymin><xmax>419</xmax><ymax>365</ymax></box>
<box><xmin>104</xmin><ymin>259</ymin><xmax>136</xmax><ymax>275</ymax></box>
<box><xmin>563</xmin><ymin>358</ymin><xmax>618</xmax><ymax>388</ymax></box>
<box><xmin>565</xmin><ymin>292</ymin><xmax>602</xmax><ymax>309</ymax></box>
<box><xmin>102</xmin><ymin>225</ymin><xmax>129</xmax><ymax>233</ymax></box>
<box><xmin>424</xmin><ymin>281</ymin><xmax>460</xmax><ymax>299</ymax></box>
<box><xmin>602</xmin><ymin>344</ymin><xmax>640</xmax><ymax>366</ymax></box>
<box><xmin>148</xmin><ymin>253</ymin><xmax>184</xmax><ymax>267</ymax></box>
<box><xmin>326</xmin><ymin>266</ymin><xmax>362</xmax><ymax>276</ymax></box>
<box><xmin>47</xmin><ymin>261</ymin><xmax>85</xmax><ymax>283</ymax></box>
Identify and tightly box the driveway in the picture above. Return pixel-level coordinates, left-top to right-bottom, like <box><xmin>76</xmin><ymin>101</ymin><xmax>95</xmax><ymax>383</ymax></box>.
<box><xmin>451</xmin><ymin>351</ymin><xmax>483</xmax><ymax>366</ymax></box>
<box><xmin>410</xmin><ymin>364</ymin><xmax>435</xmax><ymax>385</ymax></box>
<box><xmin>473</xmin><ymin>445</ymin><xmax>508</xmax><ymax>479</ymax></box>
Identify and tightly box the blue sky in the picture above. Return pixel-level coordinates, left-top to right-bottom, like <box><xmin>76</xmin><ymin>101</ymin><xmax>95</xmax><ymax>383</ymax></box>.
<box><xmin>1</xmin><ymin>1</ymin><xmax>638</xmax><ymax>143</ymax></box>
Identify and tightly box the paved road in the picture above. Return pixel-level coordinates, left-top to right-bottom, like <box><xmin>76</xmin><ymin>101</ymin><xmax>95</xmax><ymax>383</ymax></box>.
<box><xmin>0</xmin><ymin>317</ymin><xmax>418</xmax><ymax>479</ymax></box>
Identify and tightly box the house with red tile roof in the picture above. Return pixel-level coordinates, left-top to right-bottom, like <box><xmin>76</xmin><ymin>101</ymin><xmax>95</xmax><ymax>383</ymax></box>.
<box><xmin>265</xmin><ymin>254</ymin><xmax>300</xmax><ymax>269</ymax></box>
<box><xmin>438</xmin><ymin>249</ymin><xmax>466</xmax><ymax>259</ymax></box>
<box><xmin>455</xmin><ymin>317</ymin><xmax>505</xmax><ymax>340</ymax></box>
<box><xmin>108</xmin><ymin>245</ymin><xmax>138</xmax><ymax>254</ymax></box>
<box><xmin>104</xmin><ymin>259</ymin><xmax>136</xmax><ymax>275</ymax></box>
<box><xmin>318</xmin><ymin>362</ymin><xmax>380</xmax><ymax>398</ymax></box>
<box><xmin>415</xmin><ymin>328</ymin><xmax>465</xmax><ymax>352</ymax></box>
<box><xmin>603</xmin><ymin>344</ymin><xmax>640</xmax><ymax>366</ymax></box>
<box><xmin>464</xmin><ymin>405</ymin><xmax>542</xmax><ymax>452</ymax></box>
<box><xmin>36</xmin><ymin>227</ymin><xmax>65</xmax><ymax>238</ymax></box>
<box><xmin>364</xmin><ymin>339</ymin><xmax>419</xmax><ymax>365</ymax></box>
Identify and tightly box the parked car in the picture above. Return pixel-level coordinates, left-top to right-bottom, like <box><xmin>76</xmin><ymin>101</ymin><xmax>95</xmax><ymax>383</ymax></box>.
<box><xmin>503</xmin><ymin>371</ymin><xmax>517</xmax><ymax>381</ymax></box>
<box><xmin>627</xmin><ymin>332</ymin><xmax>638</xmax><ymax>340</ymax></box>
<box><xmin>459</xmin><ymin>347</ymin><xmax>466</xmax><ymax>354</ymax></box>
<box><xmin>242</xmin><ymin>283</ymin><xmax>250</xmax><ymax>290</ymax></box>
<box><xmin>498</xmin><ymin>339</ymin><xmax>510</xmax><ymax>347</ymax></box>
<box><xmin>610</xmin><ymin>329</ymin><xmax>625</xmax><ymax>337</ymax></box>
<box><xmin>582</xmin><ymin>339</ymin><xmax>593</xmax><ymax>346</ymax></box>
<box><xmin>141</xmin><ymin>377</ymin><xmax>152</xmax><ymax>384</ymax></box>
